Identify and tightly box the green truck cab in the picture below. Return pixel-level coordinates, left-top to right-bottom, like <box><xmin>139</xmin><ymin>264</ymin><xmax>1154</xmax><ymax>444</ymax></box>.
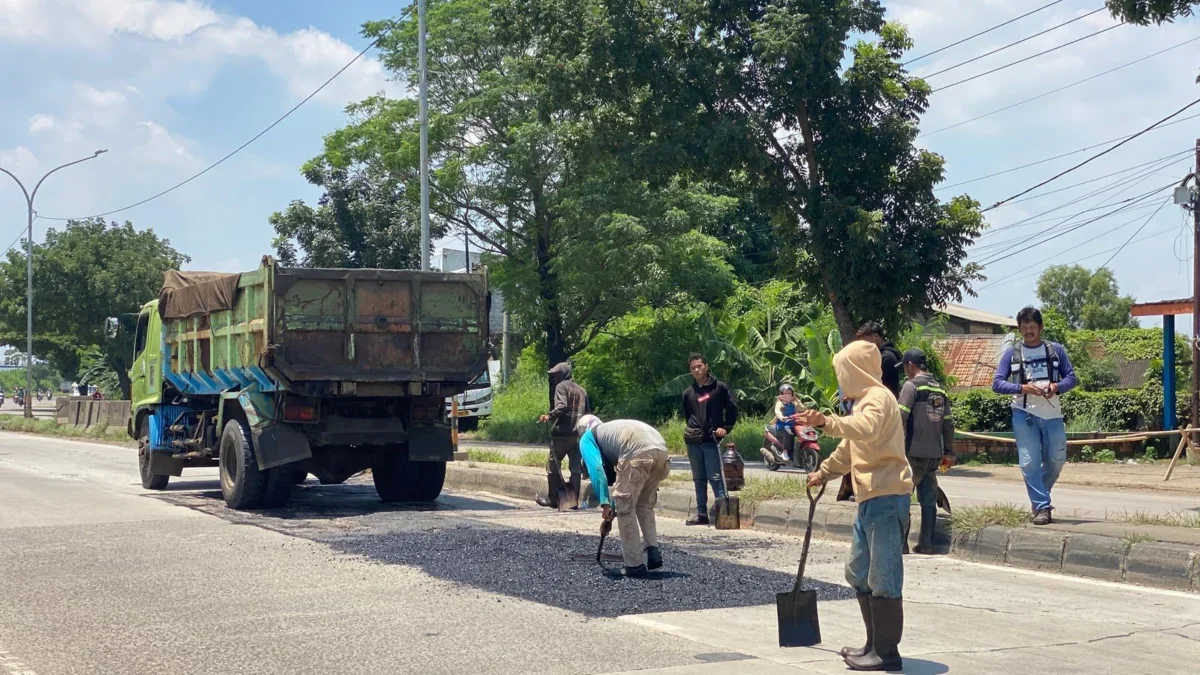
<box><xmin>125</xmin><ymin>259</ymin><xmax>488</xmax><ymax>510</ymax></box>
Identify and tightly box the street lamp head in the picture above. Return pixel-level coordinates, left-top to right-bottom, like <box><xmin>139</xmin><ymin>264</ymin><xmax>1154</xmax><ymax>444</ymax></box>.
<box><xmin>94</xmin><ymin>149</ymin><xmax>108</xmax><ymax>156</ymax></box>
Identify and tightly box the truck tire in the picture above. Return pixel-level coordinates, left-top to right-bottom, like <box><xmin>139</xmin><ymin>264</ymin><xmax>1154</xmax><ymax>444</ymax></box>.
<box><xmin>138</xmin><ymin>416</ymin><xmax>169</xmax><ymax>491</ymax></box>
<box><xmin>219</xmin><ymin>418</ymin><xmax>266</xmax><ymax>510</ymax></box>
<box><xmin>410</xmin><ymin>461</ymin><xmax>446</xmax><ymax>502</ymax></box>
<box><xmin>458</xmin><ymin>416</ymin><xmax>478</xmax><ymax>432</ymax></box>
<box><xmin>372</xmin><ymin>445</ymin><xmax>414</xmax><ymax>503</ymax></box>
<box><xmin>260</xmin><ymin>466</ymin><xmax>295</xmax><ymax>509</ymax></box>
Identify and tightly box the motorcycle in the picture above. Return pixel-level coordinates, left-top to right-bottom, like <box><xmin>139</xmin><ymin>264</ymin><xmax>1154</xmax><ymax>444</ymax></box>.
<box><xmin>760</xmin><ymin>422</ymin><xmax>822</xmax><ymax>473</ymax></box>
<box><xmin>14</xmin><ymin>394</ymin><xmax>24</xmax><ymax>409</ymax></box>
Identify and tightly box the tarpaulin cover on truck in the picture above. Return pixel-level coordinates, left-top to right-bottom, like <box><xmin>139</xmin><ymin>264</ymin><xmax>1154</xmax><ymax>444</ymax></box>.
<box><xmin>159</xmin><ymin>270</ymin><xmax>241</xmax><ymax>320</ymax></box>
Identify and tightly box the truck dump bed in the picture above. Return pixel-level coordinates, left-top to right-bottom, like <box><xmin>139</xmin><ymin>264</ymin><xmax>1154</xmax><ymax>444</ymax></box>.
<box><xmin>160</xmin><ymin>261</ymin><xmax>489</xmax><ymax>394</ymax></box>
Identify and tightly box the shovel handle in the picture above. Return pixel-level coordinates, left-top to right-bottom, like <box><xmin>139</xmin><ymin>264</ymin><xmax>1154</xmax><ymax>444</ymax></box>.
<box><xmin>792</xmin><ymin>482</ymin><xmax>826</xmax><ymax>594</ymax></box>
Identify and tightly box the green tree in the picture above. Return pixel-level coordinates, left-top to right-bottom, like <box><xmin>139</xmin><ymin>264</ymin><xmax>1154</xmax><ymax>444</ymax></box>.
<box><xmin>308</xmin><ymin>0</ymin><xmax>739</xmax><ymax>365</ymax></box>
<box><xmin>270</xmin><ymin>164</ymin><xmax>437</xmax><ymax>269</ymax></box>
<box><xmin>1108</xmin><ymin>0</ymin><xmax>1197</xmax><ymax>24</ymax></box>
<box><xmin>1036</xmin><ymin>264</ymin><xmax>1092</xmax><ymax>329</ymax></box>
<box><xmin>0</xmin><ymin>219</ymin><xmax>188</xmax><ymax>398</ymax></box>
<box><xmin>1082</xmin><ymin>268</ymin><xmax>1138</xmax><ymax>330</ymax></box>
<box><xmin>501</xmin><ymin>0</ymin><xmax>987</xmax><ymax>343</ymax></box>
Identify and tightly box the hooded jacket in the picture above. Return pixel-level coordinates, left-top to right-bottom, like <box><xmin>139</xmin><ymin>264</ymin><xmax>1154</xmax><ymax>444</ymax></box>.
<box><xmin>879</xmin><ymin>341</ymin><xmax>902</xmax><ymax>397</ymax></box>
<box><xmin>546</xmin><ymin>362</ymin><xmax>591</xmax><ymax>437</ymax></box>
<box><xmin>816</xmin><ymin>341</ymin><xmax>914</xmax><ymax>502</ymax></box>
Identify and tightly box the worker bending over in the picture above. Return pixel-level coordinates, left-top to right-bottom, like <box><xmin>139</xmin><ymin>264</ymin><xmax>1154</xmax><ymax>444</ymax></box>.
<box><xmin>576</xmin><ymin>415</ymin><xmax>672</xmax><ymax>578</ymax></box>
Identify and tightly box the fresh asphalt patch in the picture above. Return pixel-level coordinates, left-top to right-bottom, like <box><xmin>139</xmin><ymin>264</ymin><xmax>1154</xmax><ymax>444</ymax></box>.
<box><xmin>154</xmin><ymin>481</ymin><xmax>855</xmax><ymax>618</ymax></box>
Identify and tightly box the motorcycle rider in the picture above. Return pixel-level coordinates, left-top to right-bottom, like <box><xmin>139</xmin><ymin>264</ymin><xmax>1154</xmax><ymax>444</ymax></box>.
<box><xmin>773</xmin><ymin>384</ymin><xmax>799</xmax><ymax>461</ymax></box>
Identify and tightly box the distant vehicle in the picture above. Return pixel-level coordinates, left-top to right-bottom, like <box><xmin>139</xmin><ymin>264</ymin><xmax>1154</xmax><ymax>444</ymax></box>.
<box><xmin>445</xmin><ymin>360</ymin><xmax>499</xmax><ymax>431</ymax></box>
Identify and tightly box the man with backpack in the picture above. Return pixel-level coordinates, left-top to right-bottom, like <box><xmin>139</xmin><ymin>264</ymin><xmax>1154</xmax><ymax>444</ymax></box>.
<box><xmin>897</xmin><ymin>348</ymin><xmax>955</xmax><ymax>554</ymax></box>
<box><xmin>992</xmin><ymin>306</ymin><xmax>1077</xmax><ymax>526</ymax></box>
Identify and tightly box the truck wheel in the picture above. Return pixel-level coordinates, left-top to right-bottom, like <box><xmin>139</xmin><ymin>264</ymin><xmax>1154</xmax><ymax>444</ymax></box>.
<box><xmin>458</xmin><ymin>416</ymin><xmax>478</xmax><ymax>432</ymax></box>
<box><xmin>138</xmin><ymin>417</ymin><xmax>169</xmax><ymax>491</ymax></box>
<box><xmin>260</xmin><ymin>466</ymin><xmax>294</xmax><ymax>509</ymax></box>
<box><xmin>372</xmin><ymin>446</ymin><xmax>415</xmax><ymax>503</ymax></box>
<box><xmin>410</xmin><ymin>461</ymin><xmax>447</xmax><ymax>502</ymax></box>
<box><xmin>219</xmin><ymin>418</ymin><xmax>266</xmax><ymax>510</ymax></box>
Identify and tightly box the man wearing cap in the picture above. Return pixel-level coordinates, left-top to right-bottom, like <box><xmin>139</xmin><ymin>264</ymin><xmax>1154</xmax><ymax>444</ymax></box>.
<box><xmin>536</xmin><ymin>362</ymin><xmax>591</xmax><ymax>508</ymax></box>
<box><xmin>576</xmin><ymin>414</ymin><xmax>672</xmax><ymax>578</ymax></box>
<box><xmin>896</xmin><ymin>348</ymin><xmax>955</xmax><ymax>555</ymax></box>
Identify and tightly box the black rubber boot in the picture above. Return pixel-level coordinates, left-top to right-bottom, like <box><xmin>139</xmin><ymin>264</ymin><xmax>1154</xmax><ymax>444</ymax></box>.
<box><xmin>622</xmin><ymin>564</ymin><xmax>648</xmax><ymax>578</ymax></box>
<box><xmin>535</xmin><ymin>495</ymin><xmax>554</xmax><ymax>508</ymax></box>
<box><xmin>838</xmin><ymin>593</ymin><xmax>873</xmax><ymax>658</ymax></box>
<box><xmin>845</xmin><ymin>596</ymin><xmax>903</xmax><ymax>671</ymax></box>
<box><xmin>913</xmin><ymin>504</ymin><xmax>937</xmax><ymax>554</ymax></box>
<box><xmin>902</xmin><ymin>519</ymin><xmax>911</xmax><ymax>555</ymax></box>
<box><xmin>645</xmin><ymin>546</ymin><xmax>663</xmax><ymax>570</ymax></box>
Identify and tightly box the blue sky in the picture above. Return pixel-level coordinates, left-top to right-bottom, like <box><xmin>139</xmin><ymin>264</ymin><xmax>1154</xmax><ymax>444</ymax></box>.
<box><xmin>0</xmin><ymin>1</ymin><xmax>1197</xmax><ymax>329</ymax></box>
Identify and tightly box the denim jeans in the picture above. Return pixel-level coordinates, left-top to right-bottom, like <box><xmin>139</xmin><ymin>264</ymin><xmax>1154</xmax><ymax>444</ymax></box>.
<box><xmin>1012</xmin><ymin>408</ymin><xmax>1067</xmax><ymax>511</ymax></box>
<box><xmin>686</xmin><ymin>442</ymin><xmax>725</xmax><ymax>514</ymax></box>
<box><xmin>846</xmin><ymin>493</ymin><xmax>909</xmax><ymax>599</ymax></box>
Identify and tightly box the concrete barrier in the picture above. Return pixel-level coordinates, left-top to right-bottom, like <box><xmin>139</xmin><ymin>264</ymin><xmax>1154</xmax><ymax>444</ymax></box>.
<box><xmin>53</xmin><ymin>397</ymin><xmax>130</xmax><ymax>433</ymax></box>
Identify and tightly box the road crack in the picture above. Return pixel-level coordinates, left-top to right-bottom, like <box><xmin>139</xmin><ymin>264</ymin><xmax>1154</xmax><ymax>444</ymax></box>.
<box><xmin>921</xmin><ymin>621</ymin><xmax>1200</xmax><ymax>657</ymax></box>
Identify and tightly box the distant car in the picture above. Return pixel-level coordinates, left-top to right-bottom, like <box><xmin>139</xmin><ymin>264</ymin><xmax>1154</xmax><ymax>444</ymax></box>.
<box><xmin>446</xmin><ymin>360</ymin><xmax>498</xmax><ymax>432</ymax></box>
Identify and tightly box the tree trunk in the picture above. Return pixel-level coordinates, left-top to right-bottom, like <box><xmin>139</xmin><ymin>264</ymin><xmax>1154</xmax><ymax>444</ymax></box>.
<box><xmin>821</xmin><ymin>270</ymin><xmax>857</xmax><ymax>346</ymax></box>
<box><xmin>533</xmin><ymin>207</ymin><xmax>568</xmax><ymax>370</ymax></box>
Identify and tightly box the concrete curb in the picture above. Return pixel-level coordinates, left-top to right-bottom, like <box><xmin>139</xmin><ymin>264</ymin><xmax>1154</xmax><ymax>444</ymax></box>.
<box><xmin>445</xmin><ymin>463</ymin><xmax>1200</xmax><ymax>592</ymax></box>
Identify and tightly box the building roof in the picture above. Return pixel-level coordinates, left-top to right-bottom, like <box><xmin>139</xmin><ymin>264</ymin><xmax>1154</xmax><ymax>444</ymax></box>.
<box><xmin>934</xmin><ymin>334</ymin><xmax>1010</xmax><ymax>391</ymax></box>
<box><xmin>1130</xmin><ymin>297</ymin><xmax>1194</xmax><ymax>317</ymax></box>
<box><xmin>1113</xmin><ymin>355</ymin><xmax>1151</xmax><ymax>389</ymax></box>
<box><xmin>934</xmin><ymin>303</ymin><xmax>1017</xmax><ymax>328</ymax></box>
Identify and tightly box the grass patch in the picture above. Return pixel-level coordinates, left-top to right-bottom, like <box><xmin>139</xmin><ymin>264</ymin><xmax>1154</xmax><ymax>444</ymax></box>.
<box><xmin>950</xmin><ymin>503</ymin><xmax>1031</xmax><ymax>535</ymax></box>
<box><xmin>738</xmin><ymin>476</ymin><xmax>809</xmax><ymax>506</ymax></box>
<box><xmin>466</xmin><ymin>449</ymin><xmax>511</xmax><ymax>465</ymax></box>
<box><xmin>661</xmin><ymin>470</ymin><xmax>693</xmax><ymax>487</ymax></box>
<box><xmin>0</xmin><ymin>416</ymin><xmax>130</xmax><ymax>443</ymax></box>
<box><xmin>1121</xmin><ymin>532</ymin><xmax>1156</xmax><ymax>546</ymax></box>
<box><xmin>477</xmin><ymin>372</ymin><xmax>547</xmax><ymax>444</ymax></box>
<box><xmin>1112</xmin><ymin>509</ymin><xmax>1200</xmax><ymax>529</ymax></box>
<box><xmin>516</xmin><ymin>450</ymin><xmax>549</xmax><ymax>467</ymax></box>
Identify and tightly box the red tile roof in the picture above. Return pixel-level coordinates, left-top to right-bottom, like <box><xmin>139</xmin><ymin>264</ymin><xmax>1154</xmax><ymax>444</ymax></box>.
<box><xmin>934</xmin><ymin>335</ymin><xmax>1010</xmax><ymax>392</ymax></box>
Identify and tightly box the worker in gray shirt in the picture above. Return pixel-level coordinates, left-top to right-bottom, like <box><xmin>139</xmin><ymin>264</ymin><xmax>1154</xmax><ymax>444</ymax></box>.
<box><xmin>896</xmin><ymin>348</ymin><xmax>955</xmax><ymax>555</ymax></box>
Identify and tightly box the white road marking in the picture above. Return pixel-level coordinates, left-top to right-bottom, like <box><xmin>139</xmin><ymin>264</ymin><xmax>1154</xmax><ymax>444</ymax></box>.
<box><xmin>0</xmin><ymin>644</ymin><xmax>38</xmax><ymax>675</ymax></box>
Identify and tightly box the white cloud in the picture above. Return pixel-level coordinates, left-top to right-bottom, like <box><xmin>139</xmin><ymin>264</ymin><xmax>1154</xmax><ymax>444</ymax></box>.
<box><xmin>74</xmin><ymin>83</ymin><xmax>127</xmax><ymax>108</ymax></box>
<box><xmin>27</xmin><ymin>115</ymin><xmax>56</xmax><ymax>134</ymax></box>
<box><xmin>136</xmin><ymin>120</ymin><xmax>198</xmax><ymax>166</ymax></box>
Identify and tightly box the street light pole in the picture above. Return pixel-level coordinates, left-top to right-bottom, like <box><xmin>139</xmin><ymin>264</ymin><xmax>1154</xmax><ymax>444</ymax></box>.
<box><xmin>418</xmin><ymin>0</ymin><xmax>430</xmax><ymax>271</ymax></box>
<box><xmin>0</xmin><ymin>149</ymin><xmax>107</xmax><ymax>418</ymax></box>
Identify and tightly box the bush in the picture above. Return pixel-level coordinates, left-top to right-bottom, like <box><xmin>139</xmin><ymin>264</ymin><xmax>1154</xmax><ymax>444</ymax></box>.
<box><xmin>950</xmin><ymin>390</ymin><xmax>1012</xmax><ymax>432</ymax></box>
<box><xmin>477</xmin><ymin>345</ymin><xmax>549</xmax><ymax>444</ymax></box>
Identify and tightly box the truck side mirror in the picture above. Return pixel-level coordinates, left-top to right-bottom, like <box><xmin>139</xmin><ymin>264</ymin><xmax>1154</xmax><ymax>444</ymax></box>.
<box><xmin>104</xmin><ymin>317</ymin><xmax>119</xmax><ymax>339</ymax></box>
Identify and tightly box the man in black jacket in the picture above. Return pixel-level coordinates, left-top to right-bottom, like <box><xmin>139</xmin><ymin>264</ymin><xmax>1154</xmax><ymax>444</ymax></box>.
<box><xmin>856</xmin><ymin>322</ymin><xmax>902</xmax><ymax>397</ymax></box>
<box><xmin>680</xmin><ymin>354</ymin><xmax>738</xmax><ymax>526</ymax></box>
<box><xmin>536</xmin><ymin>362</ymin><xmax>591</xmax><ymax>508</ymax></box>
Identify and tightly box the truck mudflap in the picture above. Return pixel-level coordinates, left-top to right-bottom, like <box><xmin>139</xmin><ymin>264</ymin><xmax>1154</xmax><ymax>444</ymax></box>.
<box><xmin>233</xmin><ymin>388</ymin><xmax>313</xmax><ymax>471</ymax></box>
<box><xmin>409</xmin><ymin>425</ymin><xmax>453</xmax><ymax>462</ymax></box>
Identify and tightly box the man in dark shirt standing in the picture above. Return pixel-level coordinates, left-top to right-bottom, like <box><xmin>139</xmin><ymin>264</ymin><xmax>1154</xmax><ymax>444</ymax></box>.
<box><xmin>855</xmin><ymin>322</ymin><xmax>902</xmax><ymax>397</ymax></box>
<box><xmin>680</xmin><ymin>354</ymin><xmax>738</xmax><ymax>526</ymax></box>
<box><xmin>536</xmin><ymin>362</ymin><xmax>591</xmax><ymax>508</ymax></box>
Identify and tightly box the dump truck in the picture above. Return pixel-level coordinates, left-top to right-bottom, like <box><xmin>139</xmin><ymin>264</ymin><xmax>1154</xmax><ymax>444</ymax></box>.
<box><xmin>117</xmin><ymin>257</ymin><xmax>488</xmax><ymax>510</ymax></box>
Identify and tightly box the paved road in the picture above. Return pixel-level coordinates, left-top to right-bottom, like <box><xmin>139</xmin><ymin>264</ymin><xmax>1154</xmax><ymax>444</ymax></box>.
<box><xmin>0</xmin><ymin>398</ymin><xmax>56</xmax><ymax>419</ymax></box>
<box><xmin>464</xmin><ymin>441</ymin><xmax>1200</xmax><ymax>520</ymax></box>
<box><xmin>2</xmin><ymin>432</ymin><xmax>1199</xmax><ymax>674</ymax></box>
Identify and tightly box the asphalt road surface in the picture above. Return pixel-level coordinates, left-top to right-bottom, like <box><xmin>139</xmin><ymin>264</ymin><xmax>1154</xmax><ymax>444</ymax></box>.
<box><xmin>2</xmin><ymin>432</ymin><xmax>1199</xmax><ymax>674</ymax></box>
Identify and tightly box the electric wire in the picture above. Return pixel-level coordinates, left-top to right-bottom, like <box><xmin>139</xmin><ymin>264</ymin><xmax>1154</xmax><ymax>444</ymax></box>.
<box><xmin>1096</xmin><ymin>196</ymin><xmax>1172</xmax><ymax>271</ymax></box>
<box><xmin>903</xmin><ymin>0</ymin><xmax>1069</xmax><ymax>66</ymax></box>
<box><xmin>931</xmin><ymin>23</ymin><xmax>1125</xmax><ymax>93</ymax></box>
<box><xmin>920</xmin><ymin>7</ymin><xmax>1107</xmax><ymax>80</ymax></box>
<box><xmin>980</xmin><ymin>97</ymin><xmax>1200</xmax><ymax>212</ymax></box>
<box><xmin>979</xmin><ymin>224</ymin><xmax>1179</xmax><ymax>290</ymax></box>
<box><xmin>920</xmin><ymin>35</ymin><xmax>1200</xmax><ymax>138</ymax></box>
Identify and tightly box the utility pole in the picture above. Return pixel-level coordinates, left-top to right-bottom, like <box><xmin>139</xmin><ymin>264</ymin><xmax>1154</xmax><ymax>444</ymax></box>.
<box><xmin>0</xmin><ymin>149</ymin><xmax>107</xmax><ymax>418</ymax></box>
<box><xmin>462</xmin><ymin>227</ymin><xmax>470</xmax><ymax>272</ymax></box>
<box><xmin>418</xmin><ymin>0</ymin><xmax>430</xmax><ymax>271</ymax></box>
<box><xmin>1193</xmin><ymin>138</ymin><xmax>1199</xmax><ymax>437</ymax></box>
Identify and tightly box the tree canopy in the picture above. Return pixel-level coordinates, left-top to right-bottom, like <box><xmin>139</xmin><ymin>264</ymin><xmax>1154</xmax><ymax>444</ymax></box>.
<box><xmin>1107</xmin><ymin>0</ymin><xmax>1198</xmax><ymax>24</ymax></box>
<box><xmin>500</xmin><ymin>0</ymin><xmax>986</xmax><ymax>343</ymax></box>
<box><xmin>1036</xmin><ymin>264</ymin><xmax>1137</xmax><ymax>330</ymax></box>
<box><xmin>0</xmin><ymin>218</ymin><xmax>187</xmax><ymax>397</ymax></box>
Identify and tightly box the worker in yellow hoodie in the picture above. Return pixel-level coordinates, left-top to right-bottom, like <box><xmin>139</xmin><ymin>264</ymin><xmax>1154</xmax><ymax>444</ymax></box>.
<box><xmin>797</xmin><ymin>340</ymin><xmax>914</xmax><ymax>672</ymax></box>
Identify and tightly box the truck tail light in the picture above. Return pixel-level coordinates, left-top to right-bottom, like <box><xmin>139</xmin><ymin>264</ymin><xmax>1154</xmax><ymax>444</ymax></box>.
<box><xmin>283</xmin><ymin>400</ymin><xmax>318</xmax><ymax>422</ymax></box>
<box><xmin>412</xmin><ymin>400</ymin><xmax>442</xmax><ymax>422</ymax></box>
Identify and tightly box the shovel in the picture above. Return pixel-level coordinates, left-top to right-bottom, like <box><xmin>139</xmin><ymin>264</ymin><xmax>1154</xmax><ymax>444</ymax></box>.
<box><xmin>713</xmin><ymin>444</ymin><xmax>740</xmax><ymax>530</ymax></box>
<box><xmin>777</xmin><ymin>482</ymin><xmax>826</xmax><ymax>647</ymax></box>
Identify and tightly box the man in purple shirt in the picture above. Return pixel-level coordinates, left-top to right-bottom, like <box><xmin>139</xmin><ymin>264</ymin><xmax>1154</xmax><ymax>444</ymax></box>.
<box><xmin>993</xmin><ymin>306</ymin><xmax>1077</xmax><ymax>525</ymax></box>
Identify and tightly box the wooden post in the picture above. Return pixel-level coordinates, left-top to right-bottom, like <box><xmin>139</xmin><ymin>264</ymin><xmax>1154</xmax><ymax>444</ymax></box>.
<box><xmin>451</xmin><ymin>397</ymin><xmax>459</xmax><ymax>448</ymax></box>
<box><xmin>1164</xmin><ymin>425</ymin><xmax>1192</xmax><ymax>481</ymax></box>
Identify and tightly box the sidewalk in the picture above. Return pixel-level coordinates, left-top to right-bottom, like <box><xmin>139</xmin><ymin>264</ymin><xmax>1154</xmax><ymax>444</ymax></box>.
<box><xmin>460</xmin><ymin>439</ymin><xmax>1200</xmax><ymax>520</ymax></box>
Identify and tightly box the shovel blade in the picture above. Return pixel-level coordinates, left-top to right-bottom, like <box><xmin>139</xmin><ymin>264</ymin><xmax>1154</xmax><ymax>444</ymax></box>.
<box><xmin>714</xmin><ymin>496</ymin><xmax>740</xmax><ymax>530</ymax></box>
<box><xmin>556</xmin><ymin>486</ymin><xmax>571</xmax><ymax>512</ymax></box>
<box><xmin>775</xmin><ymin>589</ymin><xmax>821</xmax><ymax>647</ymax></box>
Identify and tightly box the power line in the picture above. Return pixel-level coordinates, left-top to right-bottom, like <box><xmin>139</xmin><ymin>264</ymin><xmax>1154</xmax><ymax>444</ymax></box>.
<box><xmin>41</xmin><ymin>15</ymin><xmax>407</xmax><ymax>222</ymax></box>
<box><xmin>981</xmin><ymin>97</ymin><xmax>1200</xmax><ymax>212</ymax></box>
<box><xmin>920</xmin><ymin>35</ymin><xmax>1200</xmax><ymax>138</ymax></box>
<box><xmin>903</xmin><ymin>0</ymin><xmax>1069</xmax><ymax>66</ymax></box>
<box><xmin>979</xmin><ymin>224</ymin><xmax>1179</xmax><ymax>290</ymax></box>
<box><xmin>935</xmin><ymin>112</ymin><xmax>1200</xmax><ymax>191</ymax></box>
<box><xmin>931</xmin><ymin>23</ymin><xmax>1125</xmax><ymax>93</ymax></box>
<box><xmin>1096</xmin><ymin>196</ymin><xmax>1172</xmax><ymax>271</ymax></box>
<box><xmin>997</xmin><ymin>149</ymin><xmax>1194</xmax><ymax>208</ymax></box>
<box><xmin>921</xmin><ymin>7</ymin><xmax>1107</xmax><ymax>80</ymax></box>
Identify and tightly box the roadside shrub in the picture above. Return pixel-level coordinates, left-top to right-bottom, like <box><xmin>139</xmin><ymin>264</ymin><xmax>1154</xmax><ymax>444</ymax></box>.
<box><xmin>478</xmin><ymin>346</ymin><xmax>548</xmax><ymax>444</ymax></box>
<box><xmin>950</xmin><ymin>390</ymin><xmax>1012</xmax><ymax>432</ymax></box>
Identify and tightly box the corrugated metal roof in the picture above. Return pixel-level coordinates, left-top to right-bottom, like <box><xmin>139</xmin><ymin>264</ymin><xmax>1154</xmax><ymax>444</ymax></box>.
<box><xmin>934</xmin><ymin>303</ymin><xmax>1018</xmax><ymax>328</ymax></box>
<box><xmin>934</xmin><ymin>334</ymin><xmax>1010</xmax><ymax>391</ymax></box>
